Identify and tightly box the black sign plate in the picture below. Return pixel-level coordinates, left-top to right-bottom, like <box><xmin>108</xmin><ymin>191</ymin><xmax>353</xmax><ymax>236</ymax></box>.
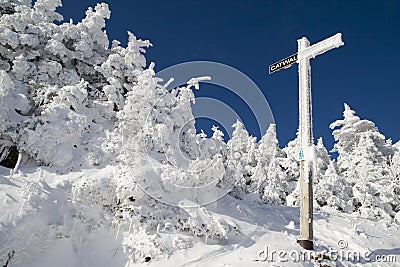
<box><xmin>269</xmin><ymin>54</ymin><xmax>298</xmax><ymax>74</ymax></box>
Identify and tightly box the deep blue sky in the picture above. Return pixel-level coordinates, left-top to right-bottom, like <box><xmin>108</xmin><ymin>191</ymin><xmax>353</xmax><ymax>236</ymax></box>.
<box><xmin>59</xmin><ymin>0</ymin><xmax>400</xmax><ymax>151</ymax></box>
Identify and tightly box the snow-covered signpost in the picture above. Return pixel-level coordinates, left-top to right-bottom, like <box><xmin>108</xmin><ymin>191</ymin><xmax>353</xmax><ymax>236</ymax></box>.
<box><xmin>269</xmin><ymin>33</ymin><xmax>344</xmax><ymax>250</ymax></box>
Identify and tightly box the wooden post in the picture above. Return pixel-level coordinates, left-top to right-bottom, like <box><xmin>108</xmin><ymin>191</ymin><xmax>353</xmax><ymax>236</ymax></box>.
<box><xmin>269</xmin><ymin>33</ymin><xmax>344</xmax><ymax>251</ymax></box>
<box><xmin>297</xmin><ymin>36</ymin><xmax>314</xmax><ymax>250</ymax></box>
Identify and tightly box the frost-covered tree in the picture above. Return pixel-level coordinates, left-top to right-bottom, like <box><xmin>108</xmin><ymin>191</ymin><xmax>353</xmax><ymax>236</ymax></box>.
<box><xmin>110</xmin><ymin>68</ymin><xmax>236</xmax><ymax>261</ymax></box>
<box><xmin>310</xmin><ymin>137</ymin><xmax>351</xmax><ymax>211</ymax></box>
<box><xmin>382</xmin><ymin>141</ymin><xmax>400</xmax><ymax>218</ymax></box>
<box><xmin>249</xmin><ymin>124</ymin><xmax>288</xmax><ymax>204</ymax></box>
<box><xmin>330</xmin><ymin>103</ymin><xmax>395</xmax><ymax>219</ymax></box>
<box><xmin>95</xmin><ymin>32</ymin><xmax>151</xmax><ymax>110</ymax></box>
<box><xmin>314</xmin><ymin>137</ymin><xmax>331</xmax><ymax>183</ymax></box>
<box><xmin>283</xmin><ymin>136</ymin><xmax>302</xmax><ymax>207</ymax></box>
<box><xmin>330</xmin><ymin>104</ymin><xmax>393</xmax><ymax>180</ymax></box>
<box><xmin>221</xmin><ymin>120</ymin><xmax>257</xmax><ymax>199</ymax></box>
<box><xmin>218</xmin><ymin>123</ymin><xmax>299</xmax><ymax>205</ymax></box>
<box><xmin>314</xmin><ymin>161</ymin><xmax>352</xmax><ymax>212</ymax></box>
<box><xmin>391</xmin><ymin>142</ymin><xmax>400</xmax><ymax>179</ymax></box>
<box><xmin>0</xmin><ymin>0</ymin><xmax>120</xmax><ymax>166</ymax></box>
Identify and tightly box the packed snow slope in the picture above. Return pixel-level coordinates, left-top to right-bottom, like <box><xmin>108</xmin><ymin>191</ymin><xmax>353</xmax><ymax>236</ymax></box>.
<box><xmin>0</xmin><ymin>1</ymin><xmax>400</xmax><ymax>266</ymax></box>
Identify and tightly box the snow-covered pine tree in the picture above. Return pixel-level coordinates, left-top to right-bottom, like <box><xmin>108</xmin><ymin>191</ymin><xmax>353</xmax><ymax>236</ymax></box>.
<box><xmin>221</xmin><ymin>120</ymin><xmax>257</xmax><ymax>199</ymax></box>
<box><xmin>112</xmin><ymin>69</ymin><xmax>236</xmax><ymax>261</ymax></box>
<box><xmin>249</xmin><ymin>124</ymin><xmax>287</xmax><ymax>204</ymax></box>
<box><xmin>382</xmin><ymin>141</ymin><xmax>400</xmax><ymax>219</ymax></box>
<box><xmin>314</xmin><ymin>161</ymin><xmax>352</xmax><ymax>212</ymax></box>
<box><xmin>282</xmin><ymin>136</ymin><xmax>302</xmax><ymax>206</ymax></box>
<box><xmin>314</xmin><ymin>137</ymin><xmax>331</xmax><ymax>183</ymax></box>
<box><xmin>330</xmin><ymin>103</ymin><xmax>395</xmax><ymax>219</ymax></box>
<box><xmin>311</xmin><ymin>137</ymin><xmax>351</xmax><ymax>211</ymax></box>
<box><xmin>0</xmin><ymin>0</ymin><xmax>121</xmax><ymax>166</ymax></box>
<box><xmin>391</xmin><ymin>142</ymin><xmax>400</xmax><ymax>179</ymax></box>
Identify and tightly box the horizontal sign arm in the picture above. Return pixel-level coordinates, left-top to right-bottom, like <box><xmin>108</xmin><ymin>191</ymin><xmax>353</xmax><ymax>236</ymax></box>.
<box><xmin>297</xmin><ymin>33</ymin><xmax>344</xmax><ymax>60</ymax></box>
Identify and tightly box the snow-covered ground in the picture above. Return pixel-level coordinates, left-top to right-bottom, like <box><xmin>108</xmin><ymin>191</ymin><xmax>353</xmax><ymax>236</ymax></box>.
<box><xmin>1</xmin><ymin>165</ymin><xmax>399</xmax><ymax>267</ymax></box>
